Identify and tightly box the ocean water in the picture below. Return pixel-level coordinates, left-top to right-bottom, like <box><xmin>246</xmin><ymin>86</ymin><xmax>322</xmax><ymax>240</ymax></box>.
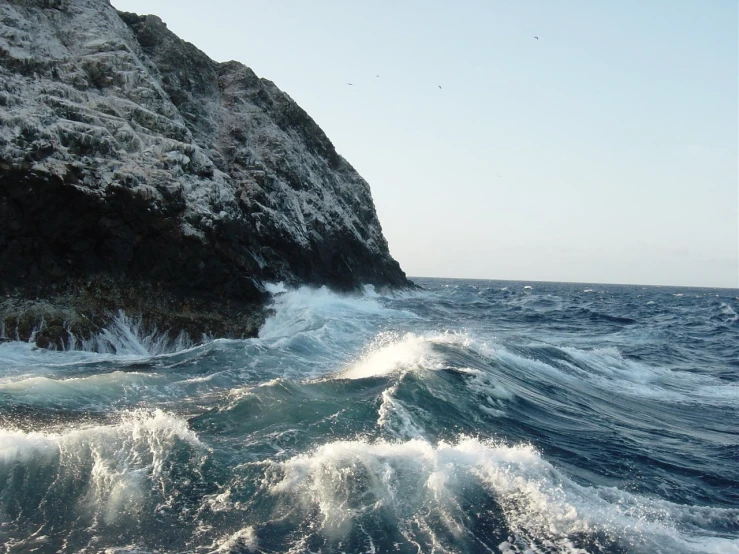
<box><xmin>0</xmin><ymin>277</ymin><xmax>737</xmax><ymax>553</ymax></box>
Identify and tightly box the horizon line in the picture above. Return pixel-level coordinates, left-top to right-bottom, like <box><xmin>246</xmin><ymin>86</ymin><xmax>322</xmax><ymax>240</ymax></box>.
<box><xmin>407</xmin><ymin>275</ymin><xmax>739</xmax><ymax>291</ymax></box>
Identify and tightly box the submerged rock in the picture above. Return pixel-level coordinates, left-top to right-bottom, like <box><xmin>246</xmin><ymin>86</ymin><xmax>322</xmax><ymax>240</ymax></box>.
<box><xmin>0</xmin><ymin>0</ymin><xmax>409</xmax><ymax>347</ymax></box>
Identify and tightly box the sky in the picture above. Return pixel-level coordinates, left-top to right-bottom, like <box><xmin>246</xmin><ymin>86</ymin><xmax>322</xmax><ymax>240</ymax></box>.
<box><xmin>112</xmin><ymin>0</ymin><xmax>738</xmax><ymax>288</ymax></box>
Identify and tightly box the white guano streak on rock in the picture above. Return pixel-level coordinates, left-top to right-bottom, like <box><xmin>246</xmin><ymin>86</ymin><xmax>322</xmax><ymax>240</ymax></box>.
<box><xmin>0</xmin><ymin>0</ymin><xmax>389</xmax><ymax>257</ymax></box>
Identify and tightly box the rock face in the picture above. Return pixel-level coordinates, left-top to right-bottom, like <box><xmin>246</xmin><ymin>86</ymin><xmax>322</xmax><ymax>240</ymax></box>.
<box><xmin>0</xmin><ymin>0</ymin><xmax>409</xmax><ymax>347</ymax></box>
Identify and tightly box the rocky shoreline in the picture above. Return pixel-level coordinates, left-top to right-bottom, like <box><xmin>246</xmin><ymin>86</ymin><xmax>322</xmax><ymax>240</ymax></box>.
<box><xmin>0</xmin><ymin>165</ymin><xmax>268</xmax><ymax>348</ymax></box>
<box><xmin>0</xmin><ymin>278</ymin><xmax>267</xmax><ymax>350</ymax></box>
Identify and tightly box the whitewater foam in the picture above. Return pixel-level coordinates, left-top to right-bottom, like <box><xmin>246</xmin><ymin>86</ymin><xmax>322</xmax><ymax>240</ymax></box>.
<box><xmin>0</xmin><ymin>340</ymin><xmax>119</xmax><ymax>369</ymax></box>
<box><xmin>0</xmin><ymin>409</ymin><xmax>204</xmax><ymax>526</ymax></box>
<box><xmin>75</xmin><ymin>311</ymin><xmax>196</xmax><ymax>355</ymax></box>
<box><xmin>718</xmin><ymin>302</ymin><xmax>739</xmax><ymax>323</ymax></box>
<box><xmin>0</xmin><ymin>310</ymin><xmax>200</xmax><ymax>369</ymax></box>
<box><xmin>0</xmin><ymin>278</ymin><xmax>736</xmax><ymax>552</ymax></box>
<box><xmin>339</xmin><ymin>330</ymin><xmax>495</xmax><ymax>380</ymax></box>
<box><xmin>268</xmin><ymin>436</ymin><xmax>738</xmax><ymax>553</ymax></box>
<box><xmin>377</xmin><ymin>382</ymin><xmax>427</xmax><ymax>439</ymax></box>
<box><xmin>340</xmin><ymin>332</ymin><xmax>439</xmax><ymax>379</ymax></box>
<box><xmin>208</xmin><ymin>526</ymin><xmax>258</xmax><ymax>553</ymax></box>
<box><xmin>259</xmin><ymin>283</ymin><xmax>417</xmax><ymax>341</ymax></box>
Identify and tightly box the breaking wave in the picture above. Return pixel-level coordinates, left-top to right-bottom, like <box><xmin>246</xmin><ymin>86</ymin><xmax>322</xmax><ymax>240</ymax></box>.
<box><xmin>0</xmin><ymin>278</ymin><xmax>736</xmax><ymax>552</ymax></box>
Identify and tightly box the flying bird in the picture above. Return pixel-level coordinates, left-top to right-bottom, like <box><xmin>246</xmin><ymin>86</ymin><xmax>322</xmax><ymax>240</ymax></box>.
<box><xmin>438</xmin><ymin>85</ymin><xmax>442</xmax><ymax>89</ymax></box>
<box><xmin>534</xmin><ymin>36</ymin><xmax>539</xmax><ymax>40</ymax></box>
<box><xmin>347</xmin><ymin>83</ymin><xmax>353</xmax><ymax>86</ymax></box>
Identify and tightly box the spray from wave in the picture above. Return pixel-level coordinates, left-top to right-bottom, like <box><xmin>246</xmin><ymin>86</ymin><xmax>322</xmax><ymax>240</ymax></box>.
<box><xmin>0</xmin><ymin>279</ymin><xmax>736</xmax><ymax>552</ymax></box>
<box><xmin>266</xmin><ymin>437</ymin><xmax>737</xmax><ymax>554</ymax></box>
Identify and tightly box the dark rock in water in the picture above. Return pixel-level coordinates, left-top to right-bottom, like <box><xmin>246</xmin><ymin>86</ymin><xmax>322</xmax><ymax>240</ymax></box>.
<box><xmin>0</xmin><ymin>0</ymin><xmax>409</xmax><ymax>347</ymax></box>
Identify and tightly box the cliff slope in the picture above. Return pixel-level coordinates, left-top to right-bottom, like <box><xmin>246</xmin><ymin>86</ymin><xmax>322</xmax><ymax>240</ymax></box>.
<box><xmin>0</xmin><ymin>0</ymin><xmax>408</xmax><ymax>347</ymax></box>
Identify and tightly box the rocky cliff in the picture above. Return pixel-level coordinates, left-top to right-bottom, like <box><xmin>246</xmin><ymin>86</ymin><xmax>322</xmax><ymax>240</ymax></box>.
<box><xmin>0</xmin><ymin>0</ymin><xmax>409</xmax><ymax>348</ymax></box>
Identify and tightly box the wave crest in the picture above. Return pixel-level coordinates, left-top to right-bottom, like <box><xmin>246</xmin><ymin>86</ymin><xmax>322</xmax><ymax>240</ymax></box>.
<box><xmin>267</xmin><ymin>436</ymin><xmax>738</xmax><ymax>553</ymax></box>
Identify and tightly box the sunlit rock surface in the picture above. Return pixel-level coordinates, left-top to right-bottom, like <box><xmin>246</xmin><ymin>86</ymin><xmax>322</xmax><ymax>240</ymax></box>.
<box><xmin>0</xmin><ymin>0</ymin><xmax>408</xmax><ymax>347</ymax></box>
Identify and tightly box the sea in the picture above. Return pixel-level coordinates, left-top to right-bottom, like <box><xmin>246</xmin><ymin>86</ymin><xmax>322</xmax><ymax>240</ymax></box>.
<box><xmin>0</xmin><ymin>277</ymin><xmax>737</xmax><ymax>554</ymax></box>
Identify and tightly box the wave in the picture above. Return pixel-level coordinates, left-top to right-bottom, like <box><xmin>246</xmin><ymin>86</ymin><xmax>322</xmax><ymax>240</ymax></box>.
<box><xmin>0</xmin><ymin>278</ymin><xmax>736</xmax><ymax>551</ymax></box>
<box><xmin>207</xmin><ymin>526</ymin><xmax>259</xmax><ymax>553</ymax></box>
<box><xmin>377</xmin><ymin>381</ymin><xmax>428</xmax><ymax>439</ymax></box>
<box><xmin>559</xmin><ymin>345</ymin><xmax>739</xmax><ymax>405</ymax></box>
<box><xmin>577</xmin><ymin>308</ymin><xmax>636</xmax><ymax>325</ymax></box>
<box><xmin>259</xmin><ymin>283</ymin><xmax>417</xmax><ymax>341</ymax></box>
<box><xmin>339</xmin><ymin>331</ymin><xmax>441</xmax><ymax>380</ymax></box>
<box><xmin>338</xmin><ymin>330</ymin><xmax>495</xmax><ymax>381</ymax></box>
<box><xmin>266</xmin><ymin>436</ymin><xmax>738</xmax><ymax>553</ymax></box>
<box><xmin>0</xmin><ymin>409</ymin><xmax>206</xmax><ymax>546</ymax></box>
<box><xmin>0</xmin><ymin>371</ymin><xmax>165</xmax><ymax>411</ymax></box>
<box><xmin>715</xmin><ymin>302</ymin><xmax>739</xmax><ymax>324</ymax></box>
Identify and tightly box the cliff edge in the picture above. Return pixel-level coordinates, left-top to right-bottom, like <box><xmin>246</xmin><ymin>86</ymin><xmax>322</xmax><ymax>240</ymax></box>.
<box><xmin>0</xmin><ymin>0</ymin><xmax>409</xmax><ymax>347</ymax></box>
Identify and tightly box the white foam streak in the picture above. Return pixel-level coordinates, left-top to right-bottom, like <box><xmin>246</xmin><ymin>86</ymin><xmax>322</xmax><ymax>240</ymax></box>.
<box><xmin>461</xmin><ymin>367</ymin><xmax>513</xmax><ymax>416</ymax></box>
<box><xmin>561</xmin><ymin>346</ymin><xmax>739</xmax><ymax>404</ymax></box>
<box><xmin>377</xmin><ymin>382</ymin><xmax>427</xmax><ymax>439</ymax></box>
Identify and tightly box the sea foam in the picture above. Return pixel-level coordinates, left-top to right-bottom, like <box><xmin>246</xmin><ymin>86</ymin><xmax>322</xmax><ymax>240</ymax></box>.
<box><xmin>268</xmin><ymin>436</ymin><xmax>738</xmax><ymax>553</ymax></box>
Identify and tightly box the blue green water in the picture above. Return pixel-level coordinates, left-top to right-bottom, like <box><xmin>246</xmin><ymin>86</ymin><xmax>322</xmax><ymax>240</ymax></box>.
<box><xmin>0</xmin><ymin>278</ymin><xmax>737</xmax><ymax>553</ymax></box>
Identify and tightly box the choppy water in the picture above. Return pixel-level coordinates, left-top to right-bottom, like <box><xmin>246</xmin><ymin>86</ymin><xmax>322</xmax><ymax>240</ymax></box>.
<box><xmin>0</xmin><ymin>278</ymin><xmax>737</xmax><ymax>553</ymax></box>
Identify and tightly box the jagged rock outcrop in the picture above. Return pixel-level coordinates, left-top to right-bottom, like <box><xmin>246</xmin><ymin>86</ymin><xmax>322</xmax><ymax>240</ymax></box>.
<box><xmin>0</xmin><ymin>0</ymin><xmax>409</xmax><ymax>347</ymax></box>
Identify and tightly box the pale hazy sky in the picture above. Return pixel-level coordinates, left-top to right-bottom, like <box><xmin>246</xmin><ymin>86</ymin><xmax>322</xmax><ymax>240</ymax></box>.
<box><xmin>112</xmin><ymin>0</ymin><xmax>738</xmax><ymax>288</ymax></box>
